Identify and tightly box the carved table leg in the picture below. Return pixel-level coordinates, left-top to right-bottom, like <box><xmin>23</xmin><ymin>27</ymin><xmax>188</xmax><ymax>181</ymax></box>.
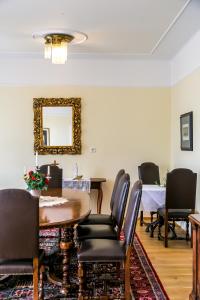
<box><xmin>59</xmin><ymin>226</ymin><xmax>74</xmax><ymax>295</ymax></box>
<box><xmin>78</xmin><ymin>261</ymin><xmax>84</xmax><ymax>300</ymax></box>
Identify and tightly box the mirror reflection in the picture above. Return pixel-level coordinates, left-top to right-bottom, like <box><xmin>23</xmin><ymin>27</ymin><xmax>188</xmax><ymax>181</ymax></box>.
<box><xmin>42</xmin><ymin>107</ymin><xmax>73</xmax><ymax>146</ymax></box>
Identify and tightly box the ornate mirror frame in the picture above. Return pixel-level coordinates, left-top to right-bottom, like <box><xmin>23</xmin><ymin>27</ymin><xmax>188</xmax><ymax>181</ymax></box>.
<box><xmin>33</xmin><ymin>97</ymin><xmax>81</xmax><ymax>154</ymax></box>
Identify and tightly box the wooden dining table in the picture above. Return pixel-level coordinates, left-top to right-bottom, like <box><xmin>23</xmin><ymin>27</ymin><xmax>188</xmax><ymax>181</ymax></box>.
<box><xmin>39</xmin><ymin>188</ymin><xmax>91</xmax><ymax>295</ymax></box>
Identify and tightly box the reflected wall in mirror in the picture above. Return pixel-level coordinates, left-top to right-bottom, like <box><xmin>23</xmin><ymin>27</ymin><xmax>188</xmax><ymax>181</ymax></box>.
<box><xmin>43</xmin><ymin>107</ymin><xmax>73</xmax><ymax>146</ymax></box>
<box><xmin>33</xmin><ymin>98</ymin><xmax>81</xmax><ymax>154</ymax></box>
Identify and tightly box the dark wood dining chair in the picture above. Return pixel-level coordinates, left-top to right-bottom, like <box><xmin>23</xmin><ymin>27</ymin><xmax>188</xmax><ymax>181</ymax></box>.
<box><xmin>76</xmin><ymin>173</ymin><xmax>130</xmax><ymax>241</ymax></box>
<box><xmin>77</xmin><ymin>180</ymin><xmax>142</xmax><ymax>300</ymax></box>
<box><xmin>39</xmin><ymin>164</ymin><xmax>63</xmax><ymax>256</ymax></box>
<box><xmin>39</xmin><ymin>164</ymin><xmax>63</xmax><ymax>188</ymax></box>
<box><xmin>138</xmin><ymin>162</ymin><xmax>160</xmax><ymax>225</ymax></box>
<box><xmin>0</xmin><ymin>189</ymin><xmax>44</xmax><ymax>300</ymax></box>
<box><xmin>79</xmin><ymin>169</ymin><xmax>125</xmax><ymax>225</ymax></box>
<box><xmin>157</xmin><ymin>168</ymin><xmax>197</xmax><ymax>247</ymax></box>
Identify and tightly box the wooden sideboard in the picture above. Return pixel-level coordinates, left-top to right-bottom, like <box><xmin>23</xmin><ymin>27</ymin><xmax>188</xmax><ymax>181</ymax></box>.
<box><xmin>189</xmin><ymin>214</ymin><xmax>200</xmax><ymax>300</ymax></box>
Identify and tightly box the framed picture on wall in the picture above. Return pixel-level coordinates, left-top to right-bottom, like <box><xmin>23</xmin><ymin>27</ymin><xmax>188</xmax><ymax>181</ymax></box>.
<box><xmin>180</xmin><ymin>111</ymin><xmax>193</xmax><ymax>151</ymax></box>
<box><xmin>43</xmin><ymin>128</ymin><xmax>50</xmax><ymax>146</ymax></box>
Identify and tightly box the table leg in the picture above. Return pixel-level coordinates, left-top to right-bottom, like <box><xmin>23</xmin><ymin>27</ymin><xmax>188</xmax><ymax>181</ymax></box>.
<box><xmin>189</xmin><ymin>223</ymin><xmax>199</xmax><ymax>300</ymax></box>
<box><xmin>59</xmin><ymin>226</ymin><xmax>74</xmax><ymax>295</ymax></box>
<box><xmin>97</xmin><ymin>185</ymin><xmax>103</xmax><ymax>214</ymax></box>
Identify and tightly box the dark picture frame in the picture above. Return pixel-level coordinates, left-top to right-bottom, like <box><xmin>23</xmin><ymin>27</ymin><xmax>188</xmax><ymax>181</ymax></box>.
<box><xmin>180</xmin><ymin>111</ymin><xmax>193</xmax><ymax>151</ymax></box>
<box><xmin>43</xmin><ymin>128</ymin><xmax>50</xmax><ymax>146</ymax></box>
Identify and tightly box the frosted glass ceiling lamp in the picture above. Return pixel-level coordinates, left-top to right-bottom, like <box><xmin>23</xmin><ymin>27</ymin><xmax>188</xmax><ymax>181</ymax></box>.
<box><xmin>33</xmin><ymin>30</ymin><xmax>88</xmax><ymax>65</ymax></box>
<box><xmin>44</xmin><ymin>34</ymin><xmax>73</xmax><ymax>64</ymax></box>
<box><xmin>44</xmin><ymin>38</ymin><xmax>52</xmax><ymax>59</ymax></box>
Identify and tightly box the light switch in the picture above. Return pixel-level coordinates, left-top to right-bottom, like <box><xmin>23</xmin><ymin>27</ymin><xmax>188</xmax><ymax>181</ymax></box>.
<box><xmin>90</xmin><ymin>147</ymin><xmax>96</xmax><ymax>153</ymax></box>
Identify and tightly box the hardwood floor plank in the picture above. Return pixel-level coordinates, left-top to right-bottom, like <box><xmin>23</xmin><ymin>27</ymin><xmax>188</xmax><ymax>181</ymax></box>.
<box><xmin>136</xmin><ymin>221</ymin><xmax>192</xmax><ymax>300</ymax></box>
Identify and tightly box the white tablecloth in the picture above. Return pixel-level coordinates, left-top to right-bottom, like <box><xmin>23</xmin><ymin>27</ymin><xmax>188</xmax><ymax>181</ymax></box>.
<box><xmin>63</xmin><ymin>178</ymin><xmax>91</xmax><ymax>192</ymax></box>
<box><xmin>141</xmin><ymin>184</ymin><xmax>166</xmax><ymax>212</ymax></box>
<box><xmin>39</xmin><ymin>196</ymin><xmax>68</xmax><ymax>207</ymax></box>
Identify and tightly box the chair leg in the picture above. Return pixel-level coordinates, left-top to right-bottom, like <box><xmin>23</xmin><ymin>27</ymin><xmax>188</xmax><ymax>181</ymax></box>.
<box><xmin>140</xmin><ymin>211</ymin><xmax>143</xmax><ymax>226</ymax></box>
<box><xmin>124</xmin><ymin>250</ymin><xmax>131</xmax><ymax>300</ymax></box>
<box><xmin>150</xmin><ymin>211</ymin><xmax>154</xmax><ymax>223</ymax></box>
<box><xmin>172</xmin><ymin>219</ymin><xmax>176</xmax><ymax>230</ymax></box>
<box><xmin>164</xmin><ymin>213</ymin><xmax>168</xmax><ymax>248</ymax></box>
<box><xmin>78</xmin><ymin>261</ymin><xmax>84</xmax><ymax>300</ymax></box>
<box><xmin>33</xmin><ymin>258</ymin><xmax>39</xmax><ymax>300</ymax></box>
<box><xmin>150</xmin><ymin>220</ymin><xmax>159</xmax><ymax>238</ymax></box>
<box><xmin>39</xmin><ymin>265</ymin><xmax>44</xmax><ymax>300</ymax></box>
<box><xmin>158</xmin><ymin>216</ymin><xmax>164</xmax><ymax>240</ymax></box>
<box><xmin>186</xmin><ymin>219</ymin><xmax>190</xmax><ymax>241</ymax></box>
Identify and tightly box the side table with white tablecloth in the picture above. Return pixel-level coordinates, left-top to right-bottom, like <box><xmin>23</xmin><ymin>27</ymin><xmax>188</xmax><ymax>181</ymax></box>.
<box><xmin>141</xmin><ymin>184</ymin><xmax>166</xmax><ymax>212</ymax></box>
<box><xmin>63</xmin><ymin>178</ymin><xmax>91</xmax><ymax>192</ymax></box>
<box><xmin>63</xmin><ymin>178</ymin><xmax>106</xmax><ymax>213</ymax></box>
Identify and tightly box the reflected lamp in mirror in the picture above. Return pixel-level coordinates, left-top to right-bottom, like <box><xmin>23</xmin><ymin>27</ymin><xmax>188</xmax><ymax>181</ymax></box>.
<box><xmin>33</xmin><ymin>98</ymin><xmax>81</xmax><ymax>154</ymax></box>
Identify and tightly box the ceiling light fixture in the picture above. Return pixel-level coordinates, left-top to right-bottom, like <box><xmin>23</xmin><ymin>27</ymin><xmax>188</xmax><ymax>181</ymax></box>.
<box><xmin>33</xmin><ymin>30</ymin><xmax>87</xmax><ymax>64</ymax></box>
<box><xmin>44</xmin><ymin>33</ymin><xmax>73</xmax><ymax>64</ymax></box>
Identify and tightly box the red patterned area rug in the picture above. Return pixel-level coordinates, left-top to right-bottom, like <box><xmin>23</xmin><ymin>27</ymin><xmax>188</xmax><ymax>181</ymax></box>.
<box><xmin>0</xmin><ymin>233</ymin><xmax>169</xmax><ymax>300</ymax></box>
<box><xmin>131</xmin><ymin>235</ymin><xmax>169</xmax><ymax>299</ymax></box>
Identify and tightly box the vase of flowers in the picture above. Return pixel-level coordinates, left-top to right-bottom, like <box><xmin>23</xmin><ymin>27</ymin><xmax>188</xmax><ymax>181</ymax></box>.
<box><xmin>29</xmin><ymin>189</ymin><xmax>42</xmax><ymax>197</ymax></box>
<box><xmin>24</xmin><ymin>170</ymin><xmax>49</xmax><ymax>197</ymax></box>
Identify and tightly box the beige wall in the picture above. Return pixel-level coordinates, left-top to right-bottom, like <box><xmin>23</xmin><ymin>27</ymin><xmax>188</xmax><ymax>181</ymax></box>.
<box><xmin>171</xmin><ymin>67</ymin><xmax>200</xmax><ymax>211</ymax></box>
<box><xmin>0</xmin><ymin>85</ymin><xmax>171</xmax><ymax>213</ymax></box>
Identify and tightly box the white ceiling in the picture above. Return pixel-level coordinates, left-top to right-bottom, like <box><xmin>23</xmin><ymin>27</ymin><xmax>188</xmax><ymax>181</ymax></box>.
<box><xmin>0</xmin><ymin>0</ymin><xmax>199</xmax><ymax>60</ymax></box>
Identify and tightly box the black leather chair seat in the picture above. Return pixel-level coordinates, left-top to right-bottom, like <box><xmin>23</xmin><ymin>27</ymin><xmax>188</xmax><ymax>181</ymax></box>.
<box><xmin>79</xmin><ymin>214</ymin><xmax>113</xmax><ymax>225</ymax></box>
<box><xmin>77</xmin><ymin>224</ymin><xmax>117</xmax><ymax>241</ymax></box>
<box><xmin>0</xmin><ymin>250</ymin><xmax>44</xmax><ymax>274</ymax></box>
<box><xmin>78</xmin><ymin>239</ymin><xmax>125</xmax><ymax>262</ymax></box>
<box><xmin>0</xmin><ymin>259</ymin><xmax>33</xmax><ymax>274</ymax></box>
<box><xmin>158</xmin><ymin>207</ymin><xmax>192</xmax><ymax>218</ymax></box>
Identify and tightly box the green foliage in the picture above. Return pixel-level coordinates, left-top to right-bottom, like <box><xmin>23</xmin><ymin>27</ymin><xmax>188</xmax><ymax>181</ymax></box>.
<box><xmin>24</xmin><ymin>170</ymin><xmax>49</xmax><ymax>191</ymax></box>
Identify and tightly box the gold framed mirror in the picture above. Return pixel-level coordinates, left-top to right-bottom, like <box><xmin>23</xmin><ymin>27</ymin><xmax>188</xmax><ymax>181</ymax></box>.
<box><xmin>33</xmin><ymin>98</ymin><xmax>81</xmax><ymax>154</ymax></box>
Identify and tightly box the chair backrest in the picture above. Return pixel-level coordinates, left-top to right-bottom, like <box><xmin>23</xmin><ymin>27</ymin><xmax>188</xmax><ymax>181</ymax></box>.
<box><xmin>123</xmin><ymin>180</ymin><xmax>142</xmax><ymax>246</ymax></box>
<box><xmin>138</xmin><ymin>162</ymin><xmax>160</xmax><ymax>185</ymax></box>
<box><xmin>39</xmin><ymin>164</ymin><xmax>63</xmax><ymax>188</ymax></box>
<box><xmin>110</xmin><ymin>169</ymin><xmax>125</xmax><ymax>211</ymax></box>
<box><xmin>165</xmin><ymin>168</ymin><xmax>197</xmax><ymax>210</ymax></box>
<box><xmin>0</xmin><ymin>189</ymin><xmax>39</xmax><ymax>259</ymax></box>
<box><xmin>111</xmin><ymin>173</ymin><xmax>130</xmax><ymax>232</ymax></box>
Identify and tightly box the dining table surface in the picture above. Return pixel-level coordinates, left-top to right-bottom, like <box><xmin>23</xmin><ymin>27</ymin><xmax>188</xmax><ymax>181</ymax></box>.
<box><xmin>39</xmin><ymin>187</ymin><xmax>91</xmax><ymax>228</ymax></box>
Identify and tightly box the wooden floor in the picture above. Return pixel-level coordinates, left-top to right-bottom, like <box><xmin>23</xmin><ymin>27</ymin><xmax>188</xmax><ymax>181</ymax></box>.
<box><xmin>136</xmin><ymin>220</ymin><xmax>192</xmax><ymax>300</ymax></box>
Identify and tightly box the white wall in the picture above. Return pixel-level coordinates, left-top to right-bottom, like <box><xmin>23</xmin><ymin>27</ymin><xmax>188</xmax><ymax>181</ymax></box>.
<box><xmin>0</xmin><ymin>57</ymin><xmax>171</xmax><ymax>87</ymax></box>
<box><xmin>171</xmin><ymin>29</ymin><xmax>200</xmax><ymax>85</ymax></box>
<box><xmin>0</xmin><ymin>85</ymin><xmax>171</xmax><ymax>213</ymax></box>
<box><xmin>171</xmin><ymin>29</ymin><xmax>200</xmax><ymax>211</ymax></box>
